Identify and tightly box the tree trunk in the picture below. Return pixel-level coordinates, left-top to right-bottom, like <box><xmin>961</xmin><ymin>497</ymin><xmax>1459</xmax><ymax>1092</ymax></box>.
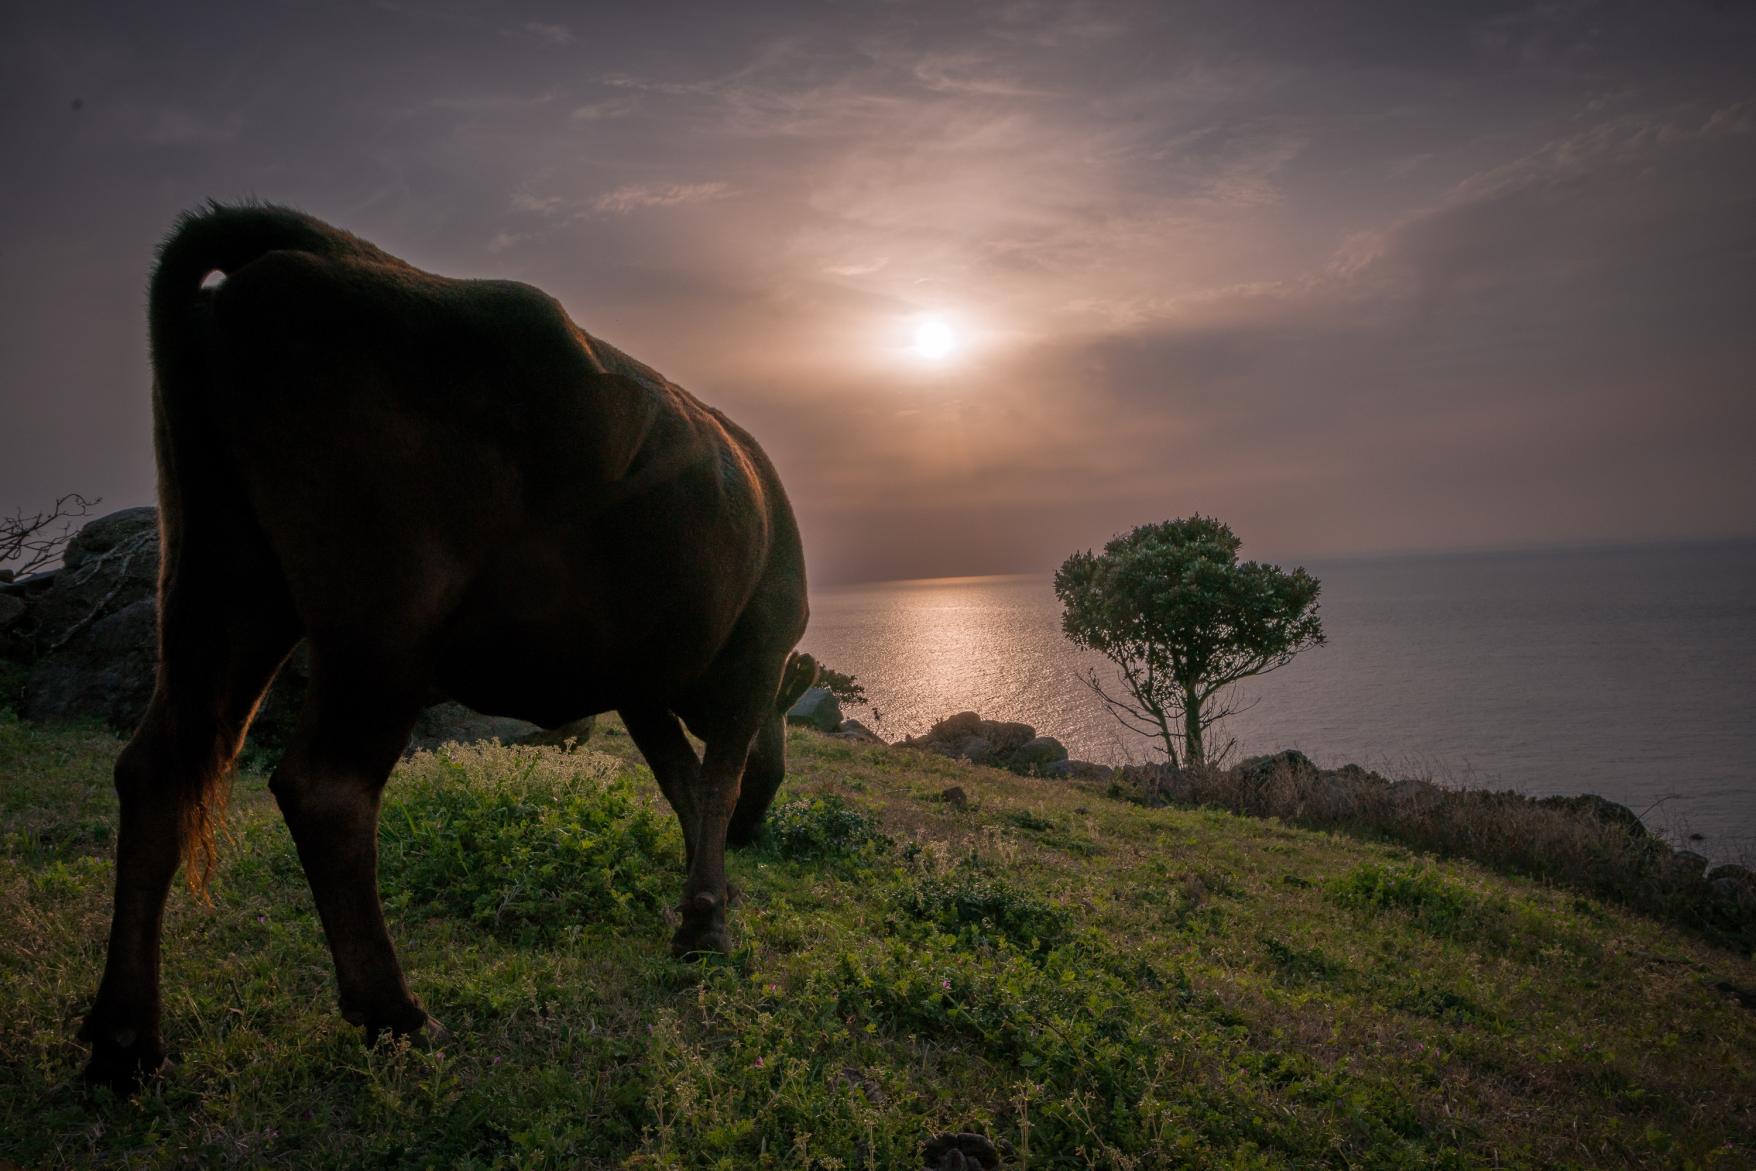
<box><xmin>1183</xmin><ymin>691</ymin><xmax>1205</xmax><ymax>769</ymax></box>
<box><xmin>1158</xmin><ymin>723</ymin><xmax>1179</xmax><ymax>769</ymax></box>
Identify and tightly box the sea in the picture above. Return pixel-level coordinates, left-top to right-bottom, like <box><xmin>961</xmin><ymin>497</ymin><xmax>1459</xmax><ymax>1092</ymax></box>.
<box><xmin>799</xmin><ymin>541</ymin><xmax>1756</xmax><ymax>863</ymax></box>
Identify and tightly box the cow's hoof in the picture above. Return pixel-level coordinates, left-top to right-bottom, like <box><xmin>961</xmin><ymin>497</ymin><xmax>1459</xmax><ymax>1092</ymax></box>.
<box><xmin>79</xmin><ymin>1024</ymin><xmax>166</xmax><ymax>1095</ymax></box>
<box><xmin>671</xmin><ymin>892</ymin><xmax>733</xmax><ymax>957</ymax></box>
<box><xmin>348</xmin><ymin>997</ymin><xmax>441</xmax><ymax>1049</ymax></box>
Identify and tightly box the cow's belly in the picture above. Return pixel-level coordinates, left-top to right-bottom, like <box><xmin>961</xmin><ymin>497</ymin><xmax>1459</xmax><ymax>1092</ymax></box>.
<box><xmin>428</xmin><ymin>528</ymin><xmax>757</xmax><ymax>728</ymax></box>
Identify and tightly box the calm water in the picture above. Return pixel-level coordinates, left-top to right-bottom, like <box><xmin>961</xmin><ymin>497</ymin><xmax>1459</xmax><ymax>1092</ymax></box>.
<box><xmin>800</xmin><ymin>542</ymin><xmax>1756</xmax><ymax>860</ymax></box>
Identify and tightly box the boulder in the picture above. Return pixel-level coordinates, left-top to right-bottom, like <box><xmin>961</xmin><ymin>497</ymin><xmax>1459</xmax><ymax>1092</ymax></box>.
<box><xmin>408</xmin><ymin>702</ymin><xmax>544</xmax><ymax>751</ymax></box>
<box><xmin>983</xmin><ymin>721</ymin><xmax>1037</xmax><ymax>755</ymax></box>
<box><xmin>939</xmin><ymin>786</ymin><xmax>969</xmax><ymax>810</ymax></box>
<box><xmin>1536</xmin><ymin>793</ymin><xmax>1648</xmax><ymax>838</ymax></box>
<box><xmin>1236</xmin><ymin>750</ymin><xmax>1317</xmax><ymax>786</ymax></box>
<box><xmin>786</xmin><ymin>685</ymin><xmax>843</xmax><ymax>732</ymax></box>
<box><xmin>1008</xmin><ymin>735</ymin><xmax>1068</xmax><ymax>774</ymax></box>
<box><xmin>832</xmin><ymin>719</ymin><xmax>885</xmax><ymax>744</ymax></box>
<box><xmin>932</xmin><ymin>711</ymin><xmax>985</xmax><ymax>742</ymax></box>
<box><xmin>513</xmin><ymin>714</ymin><xmax>598</xmax><ymax>749</ymax></box>
<box><xmin>1708</xmin><ymin>865</ymin><xmax>1756</xmax><ymax>913</ymax></box>
<box><xmin>954</xmin><ymin>735</ymin><xmax>994</xmax><ymax>765</ymax></box>
<box><xmin>1044</xmin><ymin>758</ymin><xmax>1112</xmax><ymax>780</ymax></box>
<box><xmin>24</xmin><ymin>596</ymin><xmax>158</xmax><ymax>728</ymax></box>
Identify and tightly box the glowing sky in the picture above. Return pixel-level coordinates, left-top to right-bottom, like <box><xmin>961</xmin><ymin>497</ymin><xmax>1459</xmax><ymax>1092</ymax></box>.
<box><xmin>2</xmin><ymin>2</ymin><xmax>1753</xmax><ymax>583</ymax></box>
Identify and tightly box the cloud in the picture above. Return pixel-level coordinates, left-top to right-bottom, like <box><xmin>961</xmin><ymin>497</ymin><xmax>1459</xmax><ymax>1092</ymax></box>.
<box><xmin>593</xmin><ymin>181</ymin><xmax>734</xmax><ymax>214</ymax></box>
<box><xmin>520</xmin><ymin>21</ymin><xmax>573</xmax><ymax>46</ymax></box>
<box><xmin>570</xmin><ymin>97</ymin><xmax>636</xmax><ymax>121</ymax></box>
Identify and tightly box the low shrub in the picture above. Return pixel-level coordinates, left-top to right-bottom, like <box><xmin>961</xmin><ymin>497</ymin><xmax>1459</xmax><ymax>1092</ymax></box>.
<box><xmin>751</xmin><ymin>792</ymin><xmax>892</xmax><ymax>864</ymax></box>
<box><xmin>378</xmin><ymin>743</ymin><xmax>677</xmax><ymax>943</ymax></box>
<box><xmin>892</xmin><ymin>857</ymin><xmax>1073</xmax><ymax>957</ymax></box>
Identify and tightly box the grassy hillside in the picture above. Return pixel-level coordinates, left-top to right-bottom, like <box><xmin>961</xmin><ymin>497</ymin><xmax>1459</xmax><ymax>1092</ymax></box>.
<box><xmin>2</xmin><ymin>710</ymin><xmax>1753</xmax><ymax>1169</ymax></box>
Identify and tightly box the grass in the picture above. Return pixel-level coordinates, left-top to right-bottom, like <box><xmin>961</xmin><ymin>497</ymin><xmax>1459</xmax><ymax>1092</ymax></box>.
<box><xmin>1</xmin><ymin>709</ymin><xmax>1753</xmax><ymax>1168</ymax></box>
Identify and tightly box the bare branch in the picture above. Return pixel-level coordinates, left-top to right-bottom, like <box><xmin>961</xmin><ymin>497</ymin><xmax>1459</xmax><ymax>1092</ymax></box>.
<box><xmin>1</xmin><ymin>493</ymin><xmax>100</xmax><ymax>580</ymax></box>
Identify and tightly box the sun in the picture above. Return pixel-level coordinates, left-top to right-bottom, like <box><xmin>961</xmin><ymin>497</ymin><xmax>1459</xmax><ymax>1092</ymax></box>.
<box><xmin>910</xmin><ymin>316</ymin><xmax>958</xmax><ymax>362</ymax></box>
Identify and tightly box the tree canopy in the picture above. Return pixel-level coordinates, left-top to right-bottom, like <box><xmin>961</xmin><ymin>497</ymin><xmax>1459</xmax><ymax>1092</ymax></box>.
<box><xmin>1055</xmin><ymin>515</ymin><xmax>1325</xmax><ymax>767</ymax></box>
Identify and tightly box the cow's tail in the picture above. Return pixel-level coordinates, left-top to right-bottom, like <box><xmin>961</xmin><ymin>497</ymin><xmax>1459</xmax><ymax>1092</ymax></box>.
<box><xmin>147</xmin><ymin>202</ymin><xmax>380</xmax><ymax>891</ymax></box>
<box><xmin>774</xmin><ymin>651</ymin><xmax>819</xmax><ymax>715</ymax></box>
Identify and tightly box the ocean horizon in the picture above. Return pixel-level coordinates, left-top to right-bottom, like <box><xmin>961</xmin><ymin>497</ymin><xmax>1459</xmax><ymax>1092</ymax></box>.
<box><xmin>799</xmin><ymin>539</ymin><xmax>1756</xmax><ymax>863</ymax></box>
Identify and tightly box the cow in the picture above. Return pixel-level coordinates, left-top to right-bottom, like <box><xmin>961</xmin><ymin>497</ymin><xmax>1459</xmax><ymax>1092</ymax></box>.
<box><xmin>78</xmin><ymin>203</ymin><xmax>817</xmax><ymax>1090</ymax></box>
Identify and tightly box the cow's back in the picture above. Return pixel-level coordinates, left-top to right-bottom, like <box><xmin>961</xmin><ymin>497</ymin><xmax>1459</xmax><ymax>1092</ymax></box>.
<box><xmin>200</xmin><ymin>241</ymin><xmax>798</xmax><ymax>723</ymax></box>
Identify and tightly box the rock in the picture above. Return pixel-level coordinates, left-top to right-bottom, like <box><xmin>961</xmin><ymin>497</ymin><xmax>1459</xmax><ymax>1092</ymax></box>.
<box><xmin>1708</xmin><ymin>864</ymin><xmax>1756</xmax><ymax>887</ymax></box>
<box><xmin>1667</xmin><ymin>849</ymin><xmax>1709</xmax><ymax>879</ymax></box>
<box><xmin>931</xmin><ymin>711</ymin><xmax>984</xmax><ymax>742</ymax></box>
<box><xmin>25</xmin><ymin>596</ymin><xmax>159</xmax><ymax>728</ymax></box>
<box><xmin>19</xmin><ymin>508</ymin><xmax>161</xmax><ymax>728</ymax></box>
<box><xmin>1711</xmin><ymin>874</ymin><xmax>1756</xmax><ymax>914</ymax></box>
<box><xmin>982</xmin><ymin>721</ymin><xmax>1036</xmax><ymax>755</ymax></box>
<box><xmin>1536</xmin><ymin>793</ymin><xmax>1648</xmax><ymax>838</ymax></box>
<box><xmin>408</xmin><ymin>702</ymin><xmax>544</xmax><ymax>751</ymax></box>
<box><xmin>515</xmin><ymin>714</ymin><xmax>598</xmax><ymax>749</ymax></box>
<box><xmin>786</xmin><ymin>685</ymin><xmax>843</xmax><ymax>732</ymax></box>
<box><xmin>1006</xmin><ymin>735</ymin><xmax>1068</xmax><ymax>774</ymax></box>
<box><xmin>939</xmin><ymin>786</ymin><xmax>969</xmax><ymax>810</ymax></box>
<box><xmin>922</xmin><ymin>1132</ymin><xmax>1001</xmax><ymax>1171</ymax></box>
<box><xmin>1236</xmin><ymin>750</ymin><xmax>1317</xmax><ymax>786</ymax></box>
<box><xmin>1044</xmin><ymin>759</ymin><xmax>1112</xmax><ymax>780</ymax></box>
<box><xmin>0</xmin><ymin>594</ymin><xmax>24</xmax><ymax>629</ymax></box>
<box><xmin>955</xmin><ymin>735</ymin><xmax>994</xmax><ymax>765</ymax></box>
<box><xmin>833</xmin><ymin>719</ymin><xmax>885</xmax><ymax>744</ymax></box>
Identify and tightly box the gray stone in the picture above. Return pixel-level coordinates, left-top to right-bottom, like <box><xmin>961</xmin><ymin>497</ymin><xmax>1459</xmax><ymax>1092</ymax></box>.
<box><xmin>939</xmin><ymin>785</ymin><xmax>969</xmax><ymax>810</ymax></box>
<box><xmin>1536</xmin><ymin>793</ymin><xmax>1648</xmax><ymax>838</ymax></box>
<box><xmin>786</xmin><ymin>685</ymin><xmax>843</xmax><ymax>732</ymax></box>
<box><xmin>514</xmin><ymin>714</ymin><xmax>598</xmax><ymax>749</ymax></box>
<box><xmin>25</xmin><ymin>596</ymin><xmax>158</xmax><ymax>728</ymax></box>
<box><xmin>955</xmin><ymin>735</ymin><xmax>994</xmax><ymax>765</ymax></box>
<box><xmin>1044</xmin><ymin>758</ymin><xmax>1113</xmax><ymax>780</ymax></box>
<box><xmin>982</xmin><ymin>721</ymin><xmax>1037</xmax><ymax>755</ymax></box>
<box><xmin>1005</xmin><ymin>735</ymin><xmax>1068</xmax><ymax>774</ymax></box>
<box><xmin>1236</xmin><ymin>750</ymin><xmax>1317</xmax><ymax>786</ymax></box>
<box><xmin>0</xmin><ymin>594</ymin><xmax>24</xmax><ymax>628</ymax></box>
<box><xmin>408</xmin><ymin>702</ymin><xmax>544</xmax><ymax>751</ymax></box>
<box><xmin>832</xmin><ymin>719</ymin><xmax>885</xmax><ymax>744</ymax></box>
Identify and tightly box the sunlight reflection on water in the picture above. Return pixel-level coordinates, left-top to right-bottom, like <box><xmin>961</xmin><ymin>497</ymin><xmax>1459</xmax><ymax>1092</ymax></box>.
<box><xmin>799</xmin><ymin>544</ymin><xmax>1756</xmax><ymax>860</ymax></box>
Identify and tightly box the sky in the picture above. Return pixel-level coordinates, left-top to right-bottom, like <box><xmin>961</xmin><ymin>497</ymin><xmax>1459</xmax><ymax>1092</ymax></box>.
<box><xmin>2</xmin><ymin>0</ymin><xmax>1752</xmax><ymax>585</ymax></box>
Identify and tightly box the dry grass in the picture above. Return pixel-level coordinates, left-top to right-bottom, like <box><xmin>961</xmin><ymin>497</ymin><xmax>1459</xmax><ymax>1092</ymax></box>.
<box><xmin>1111</xmin><ymin>752</ymin><xmax>1756</xmax><ymax>950</ymax></box>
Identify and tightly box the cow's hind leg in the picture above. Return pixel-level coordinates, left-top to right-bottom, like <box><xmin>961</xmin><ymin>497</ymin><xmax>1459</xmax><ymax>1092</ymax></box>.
<box><xmin>671</xmin><ymin>681</ymin><xmax>779</xmax><ymax>956</ymax></box>
<box><xmin>725</xmin><ymin>714</ymin><xmax>784</xmax><ymax>849</ymax></box>
<box><xmin>270</xmin><ymin>648</ymin><xmax>431</xmax><ymax>1043</ymax></box>
<box><xmin>81</xmin><ymin>598</ymin><xmax>297</xmax><ymax>1091</ymax></box>
<box><xmin>621</xmin><ymin>705</ymin><xmax>704</xmax><ymax>869</ymax></box>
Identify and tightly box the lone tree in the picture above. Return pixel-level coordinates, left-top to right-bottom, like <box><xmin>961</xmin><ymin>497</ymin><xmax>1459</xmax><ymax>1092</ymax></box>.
<box><xmin>1055</xmin><ymin>515</ymin><xmax>1324</xmax><ymax>769</ymax></box>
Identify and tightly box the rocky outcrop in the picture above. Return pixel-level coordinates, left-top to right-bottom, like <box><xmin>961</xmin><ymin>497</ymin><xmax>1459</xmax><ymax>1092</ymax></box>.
<box><xmin>20</xmin><ymin>508</ymin><xmax>161</xmax><ymax>728</ymax></box>
<box><xmin>902</xmin><ymin>711</ymin><xmax>1068</xmax><ymax>775</ymax></box>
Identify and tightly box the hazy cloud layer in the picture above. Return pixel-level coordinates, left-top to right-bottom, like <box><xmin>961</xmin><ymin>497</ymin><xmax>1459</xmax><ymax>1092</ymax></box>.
<box><xmin>1</xmin><ymin>0</ymin><xmax>1751</xmax><ymax>583</ymax></box>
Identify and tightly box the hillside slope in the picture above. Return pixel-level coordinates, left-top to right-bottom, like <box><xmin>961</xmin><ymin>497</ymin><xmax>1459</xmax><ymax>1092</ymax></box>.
<box><xmin>2</xmin><ymin>711</ymin><xmax>1752</xmax><ymax>1169</ymax></box>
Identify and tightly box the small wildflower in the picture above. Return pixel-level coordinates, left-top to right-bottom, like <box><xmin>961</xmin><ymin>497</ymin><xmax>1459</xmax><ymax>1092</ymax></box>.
<box><xmin>754</xmin><ymin>1056</ymin><xmax>765</xmax><ymax>1068</ymax></box>
<box><xmin>941</xmin><ymin>979</ymin><xmax>952</xmax><ymax>991</ymax></box>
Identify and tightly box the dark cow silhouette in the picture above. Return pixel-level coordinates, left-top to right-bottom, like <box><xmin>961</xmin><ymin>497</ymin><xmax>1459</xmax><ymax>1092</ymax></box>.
<box><xmin>79</xmin><ymin>203</ymin><xmax>815</xmax><ymax>1089</ymax></box>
